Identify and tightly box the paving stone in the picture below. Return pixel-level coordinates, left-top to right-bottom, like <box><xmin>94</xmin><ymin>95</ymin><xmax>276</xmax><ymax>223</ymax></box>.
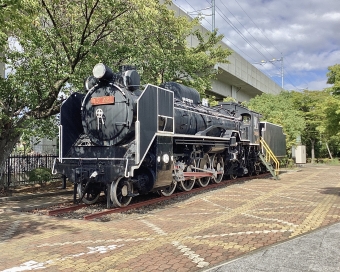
<box><xmin>1</xmin><ymin>165</ymin><xmax>340</xmax><ymax>272</ymax></box>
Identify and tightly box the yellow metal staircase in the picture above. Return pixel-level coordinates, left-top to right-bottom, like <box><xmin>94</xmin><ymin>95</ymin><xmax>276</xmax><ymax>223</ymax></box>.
<box><xmin>259</xmin><ymin>137</ymin><xmax>280</xmax><ymax>180</ymax></box>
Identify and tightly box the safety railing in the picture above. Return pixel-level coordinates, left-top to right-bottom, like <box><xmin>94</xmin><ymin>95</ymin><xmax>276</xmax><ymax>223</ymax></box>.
<box><xmin>259</xmin><ymin>137</ymin><xmax>280</xmax><ymax>177</ymax></box>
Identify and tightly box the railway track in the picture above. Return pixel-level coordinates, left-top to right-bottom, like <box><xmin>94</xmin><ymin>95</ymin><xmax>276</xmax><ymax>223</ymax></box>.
<box><xmin>45</xmin><ymin>173</ymin><xmax>271</xmax><ymax>221</ymax></box>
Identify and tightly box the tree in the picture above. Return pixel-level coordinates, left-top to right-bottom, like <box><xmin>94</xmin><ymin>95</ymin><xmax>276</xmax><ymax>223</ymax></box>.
<box><xmin>244</xmin><ymin>91</ymin><xmax>305</xmax><ymax>153</ymax></box>
<box><xmin>317</xmin><ymin>93</ymin><xmax>340</xmax><ymax>158</ymax></box>
<box><xmin>290</xmin><ymin>90</ymin><xmax>326</xmax><ymax>162</ymax></box>
<box><xmin>277</xmin><ymin>89</ymin><xmax>340</xmax><ymax>161</ymax></box>
<box><xmin>327</xmin><ymin>64</ymin><xmax>340</xmax><ymax>95</ymax></box>
<box><xmin>324</xmin><ymin>63</ymin><xmax>340</xmax><ymax>158</ymax></box>
<box><xmin>0</xmin><ymin>0</ymin><xmax>231</xmax><ymax>183</ymax></box>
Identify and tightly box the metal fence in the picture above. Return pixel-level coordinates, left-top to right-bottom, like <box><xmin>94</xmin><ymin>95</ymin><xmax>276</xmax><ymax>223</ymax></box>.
<box><xmin>1</xmin><ymin>154</ymin><xmax>58</xmax><ymax>187</ymax></box>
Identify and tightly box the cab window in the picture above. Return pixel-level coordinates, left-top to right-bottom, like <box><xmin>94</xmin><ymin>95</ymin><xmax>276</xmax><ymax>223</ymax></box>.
<box><xmin>243</xmin><ymin>115</ymin><xmax>250</xmax><ymax>125</ymax></box>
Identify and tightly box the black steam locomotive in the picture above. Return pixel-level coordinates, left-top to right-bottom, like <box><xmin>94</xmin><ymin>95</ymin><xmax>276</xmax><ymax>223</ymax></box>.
<box><xmin>53</xmin><ymin>63</ymin><xmax>286</xmax><ymax>208</ymax></box>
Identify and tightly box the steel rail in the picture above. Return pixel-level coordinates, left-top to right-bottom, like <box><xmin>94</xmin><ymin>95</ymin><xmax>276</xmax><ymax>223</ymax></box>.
<box><xmin>83</xmin><ymin>173</ymin><xmax>271</xmax><ymax>220</ymax></box>
<box><xmin>47</xmin><ymin>203</ymin><xmax>87</xmax><ymax>216</ymax></box>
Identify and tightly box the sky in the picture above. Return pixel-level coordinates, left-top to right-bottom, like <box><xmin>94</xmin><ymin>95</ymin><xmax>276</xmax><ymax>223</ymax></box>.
<box><xmin>173</xmin><ymin>0</ymin><xmax>340</xmax><ymax>91</ymax></box>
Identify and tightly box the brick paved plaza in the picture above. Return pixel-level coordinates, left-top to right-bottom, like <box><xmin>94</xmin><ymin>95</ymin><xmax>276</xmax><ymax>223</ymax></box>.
<box><xmin>1</xmin><ymin>164</ymin><xmax>340</xmax><ymax>271</ymax></box>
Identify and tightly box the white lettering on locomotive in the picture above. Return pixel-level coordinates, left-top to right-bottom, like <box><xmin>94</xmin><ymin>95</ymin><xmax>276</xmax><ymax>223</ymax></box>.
<box><xmin>182</xmin><ymin>97</ymin><xmax>193</xmax><ymax>104</ymax></box>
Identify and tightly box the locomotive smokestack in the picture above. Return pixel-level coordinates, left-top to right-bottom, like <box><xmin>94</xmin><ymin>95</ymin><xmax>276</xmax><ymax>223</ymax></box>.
<box><xmin>93</xmin><ymin>63</ymin><xmax>113</xmax><ymax>81</ymax></box>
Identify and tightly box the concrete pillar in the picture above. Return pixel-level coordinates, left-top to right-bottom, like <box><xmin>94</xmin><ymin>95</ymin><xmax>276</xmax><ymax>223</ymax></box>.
<box><xmin>231</xmin><ymin>85</ymin><xmax>239</xmax><ymax>101</ymax></box>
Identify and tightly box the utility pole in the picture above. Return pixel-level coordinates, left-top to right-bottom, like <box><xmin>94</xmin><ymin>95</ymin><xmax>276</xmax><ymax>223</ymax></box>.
<box><xmin>279</xmin><ymin>53</ymin><xmax>284</xmax><ymax>89</ymax></box>
<box><xmin>186</xmin><ymin>1</ymin><xmax>215</xmax><ymax>32</ymax></box>
<box><xmin>212</xmin><ymin>0</ymin><xmax>215</xmax><ymax>31</ymax></box>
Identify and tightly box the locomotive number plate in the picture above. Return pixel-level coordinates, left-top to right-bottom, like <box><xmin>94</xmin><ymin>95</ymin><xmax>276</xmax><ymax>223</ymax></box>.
<box><xmin>91</xmin><ymin>96</ymin><xmax>115</xmax><ymax>105</ymax></box>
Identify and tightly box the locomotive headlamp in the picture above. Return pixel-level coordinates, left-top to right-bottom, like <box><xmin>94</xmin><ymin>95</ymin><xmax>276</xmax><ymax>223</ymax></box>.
<box><xmin>162</xmin><ymin>154</ymin><xmax>170</xmax><ymax>164</ymax></box>
<box><xmin>93</xmin><ymin>63</ymin><xmax>114</xmax><ymax>80</ymax></box>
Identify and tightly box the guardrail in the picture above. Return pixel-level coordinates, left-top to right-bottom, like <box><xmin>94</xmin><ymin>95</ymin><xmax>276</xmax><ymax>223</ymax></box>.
<box><xmin>260</xmin><ymin>137</ymin><xmax>280</xmax><ymax>179</ymax></box>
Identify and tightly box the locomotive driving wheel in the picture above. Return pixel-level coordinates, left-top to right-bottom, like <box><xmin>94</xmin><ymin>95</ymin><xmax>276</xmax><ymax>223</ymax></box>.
<box><xmin>177</xmin><ymin>162</ymin><xmax>196</xmax><ymax>192</ymax></box>
<box><xmin>110</xmin><ymin>177</ymin><xmax>133</xmax><ymax>207</ymax></box>
<box><xmin>211</xmin><ymin>154</ymin><xmax>224</xmax><ymax>184</ymax></box>
<box><xmin>159</xmin><ymin>181</ymin><xmax>177</xmax><ymax>197</ymax></box>
<box><xmin>230</xmin><ymin>174</ymin><xmax>238</xmax><ymax>180</ymax></box>
<box><xmin>196</xmin><ymin>154</ymin><xmax>211</xmax><ymax>187</ymax></box>
<box><xmin>77</xmin><ymin>183</ymin><xmax>100</xmax><ymax>205</ymax></box>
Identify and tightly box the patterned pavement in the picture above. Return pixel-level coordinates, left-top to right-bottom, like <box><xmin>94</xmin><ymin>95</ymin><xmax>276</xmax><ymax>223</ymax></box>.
<box><xmin>0</xmin><ymin>164</ymin><xmax>340</xmax><ymax>271</ymax></box>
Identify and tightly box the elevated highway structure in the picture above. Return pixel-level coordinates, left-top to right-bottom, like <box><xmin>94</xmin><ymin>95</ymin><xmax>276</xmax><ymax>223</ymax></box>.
<box><xmin>171</xmin><ymin>2</ymin><xmax>283</xmax><ymax>102</ymax></box>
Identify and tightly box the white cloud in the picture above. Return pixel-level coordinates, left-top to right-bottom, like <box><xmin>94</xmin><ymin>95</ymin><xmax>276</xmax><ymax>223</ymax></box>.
<box><xmin>173</xmin><ymin>0</ymin><xmax>340</xmax><ymax>90</ymax></box>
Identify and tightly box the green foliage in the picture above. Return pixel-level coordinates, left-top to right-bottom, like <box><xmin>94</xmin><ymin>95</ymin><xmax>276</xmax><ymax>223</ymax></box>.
<box><xmin>1</xmin><ymin>0</ymin><xmax>231</xmax><ymax>124</ymax></box>
<box><xmin>28</xmin><ymin>167</ymin><xmax>52</xmax><ymax>183</ymax></box>
<box><xmin>321</xmin><ymin>63</ymin><xmax>340</xmax><ymax>158</ymax></box>
<box><xmin>327</xmin><ymin>64</ymin><xmax>340</xmax><ymax>95</ymax></box>
<box><xmin>280</xmin><ymin>157</ymin><xmax>295</xmax><ymax>168</ymax></box>
<box><xmin>224</xmin><ymin>97</ymin><xmax>237</xmax><ymax>103</ymax></box>
<box><xmin>0</xmin><ymin>0</ymin><xmax>231</xmax><ymax>168</ymax></box>
<box><xmin>246</xmin><ymin>88</ymin><xmax>340</xmax><ymax>159</ymax></box>
<box><xmin>245</xmin><ymin>91</ymin><xmax>305</xmax><ymax>152</ymax></box>
<box><xmin>291</xmin><ymin>90</ymin><xmax>325</xmax><ymax>136</ymax></box>
<box><xmin>0</xmin><ymin>0</ymin><xmax>22</xmax><ymax>46</ymax></box>
<box><xmin>320</xmin><ymin>95</ymin><xmax>340</xmax><ymax>137</ymax></box>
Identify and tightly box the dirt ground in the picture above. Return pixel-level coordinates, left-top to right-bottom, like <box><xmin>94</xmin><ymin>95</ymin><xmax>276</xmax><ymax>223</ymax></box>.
<box><xmin>0</xmin><ymin>179</ymin><xmax>73</xmax><ymax>197</ymax></box>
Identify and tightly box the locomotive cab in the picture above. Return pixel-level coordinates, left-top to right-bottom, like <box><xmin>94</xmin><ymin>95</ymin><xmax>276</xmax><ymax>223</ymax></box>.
<box><xmin>218</xmin><ymin>102</ymin><xmax>261</xmax><ymax>144</ymax></box>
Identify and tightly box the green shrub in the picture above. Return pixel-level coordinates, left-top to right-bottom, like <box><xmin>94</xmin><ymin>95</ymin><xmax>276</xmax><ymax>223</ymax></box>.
<box><xmin>280</xmin><ymin>157</ymin><xmax>295</xmax><ymax>168</ymax></box>
<box><xmin>28</xmin><ymin>167</ymin><xmax>52</xmax><ymax>184</ymax></box>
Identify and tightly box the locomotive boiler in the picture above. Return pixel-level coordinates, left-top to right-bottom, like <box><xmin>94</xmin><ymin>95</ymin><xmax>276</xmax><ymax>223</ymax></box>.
<box><xmin>53</xmin><ymin>63</ymin><xmax>286</xmax><ymax>208</ymax></box>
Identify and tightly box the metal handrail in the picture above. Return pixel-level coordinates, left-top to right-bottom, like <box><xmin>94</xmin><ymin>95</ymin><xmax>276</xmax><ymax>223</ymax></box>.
<box><xmin>260</xmin><ymin>137</ymin><xmax>280</xmax><ymax>175</ymax></box>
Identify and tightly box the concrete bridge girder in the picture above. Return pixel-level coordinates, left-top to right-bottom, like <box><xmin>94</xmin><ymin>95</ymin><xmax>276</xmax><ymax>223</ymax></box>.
<box><xmin>169</xmin><ymin>1</ymin><xmax>283</xmax><ymax>102</ymax></box>
<box><xmin>211</xmin><ymin>60</ymin><xmax>282</xmax><ymax>102</ymax></box>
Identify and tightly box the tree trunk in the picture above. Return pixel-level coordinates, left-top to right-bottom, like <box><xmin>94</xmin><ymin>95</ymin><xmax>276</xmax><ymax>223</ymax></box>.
<box><xmin>0</xmin><ymin>129</ymin><xmax>21</xmax><ymax>189</ymax></box>
<box><xmin>326</xmin><ymin>142</ymin><xmax>333</xmax><ymax>159</ymax></box>
<box><xmin>310</xmin><ymin>139</ymin><xmax>315</xmax><ymax>164</ymax></box>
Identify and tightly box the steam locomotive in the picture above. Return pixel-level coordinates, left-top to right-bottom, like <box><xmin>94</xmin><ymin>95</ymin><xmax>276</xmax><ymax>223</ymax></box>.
<box><xmin>53</xmin><ymin>63</ymin><xmax>286</xmax><ymax>208</ymax></box>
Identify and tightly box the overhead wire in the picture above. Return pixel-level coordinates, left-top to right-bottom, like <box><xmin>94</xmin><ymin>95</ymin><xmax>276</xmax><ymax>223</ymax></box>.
<box><xmin>232</xmin><ymin>0</ymin><xmax>282</xmax><ymax>55</ymax></box>
<box><xmin>174</xmin><ymin>0</ymin><xmax>300</xmax><ymax>90</ymax></box>
<box><xmin>215</xmin><ymin>7</ymin><xmax>268</xmax><ymax>62</ymax></box>
<box><xmin>214</xmin><ymin>0</ymin><xmax>300</xmax><ymax>89</ymax></box>
<box><xmin>173</xmin><ymin>0</ymin><xmax>257</xmax><ymax>62</ymax></box>
<box><xmin>217</xmin><ymin>0</ymin><xmax>278</xmax><ymax>61</ymax></box>
<box><xmin>211</xmin><ymin>0</ymin><xmax>285</xmax><ymax>82</ymax></box>
<box><xmin>230</xmin><ymin>0</ymin><xmax>298</xmax><ymax>89</ymax></box>
<box><xmin>176</xmin><ymin>0</ymin><xmax>281</xmax><ymax>83</ymax></box>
